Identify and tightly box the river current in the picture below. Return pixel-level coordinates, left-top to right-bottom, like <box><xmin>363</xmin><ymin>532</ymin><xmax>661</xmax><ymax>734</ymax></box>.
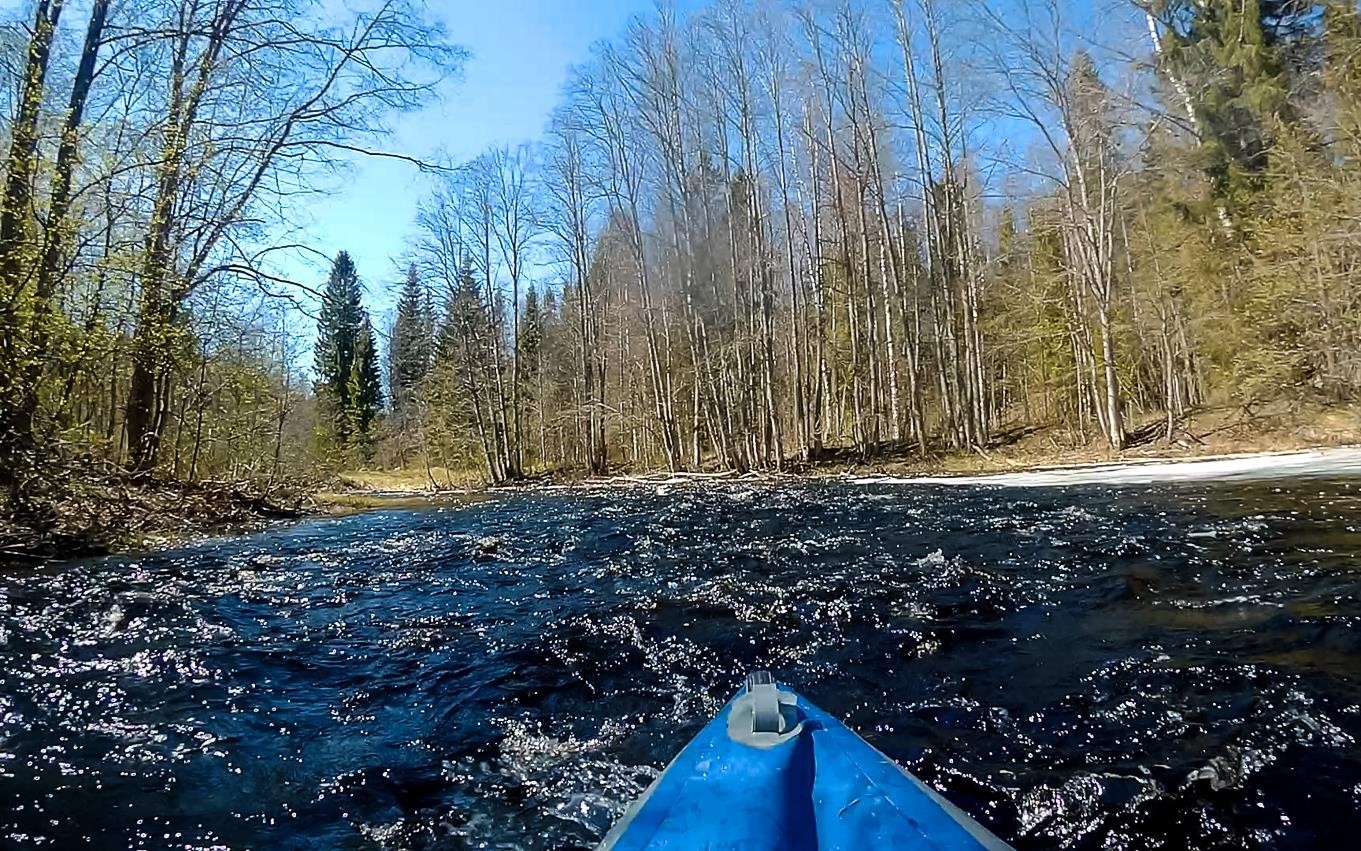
<box><xmin>1</xmin><ymin>480</ymin><xmax>1360</xmax><ymax>849</ymax></box>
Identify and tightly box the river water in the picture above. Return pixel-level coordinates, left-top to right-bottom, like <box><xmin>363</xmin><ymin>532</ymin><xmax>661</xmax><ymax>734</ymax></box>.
<box><xmin>1</xmin><ymin>480</ymin><xmax>1360</xmax><ymax>849</ymax></box>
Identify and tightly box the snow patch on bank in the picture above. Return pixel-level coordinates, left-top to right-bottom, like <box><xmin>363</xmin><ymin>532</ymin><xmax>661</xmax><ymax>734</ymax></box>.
<box><xmin>853</xmin><ymin>447</ymin><xmax>1361</xmax><ymax>487</ymax></box>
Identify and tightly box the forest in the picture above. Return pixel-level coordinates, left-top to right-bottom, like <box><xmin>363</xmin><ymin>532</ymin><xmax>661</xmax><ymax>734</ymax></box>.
<box><xmin>2</xmin><ymin>0</ymin><xmax>1360</xmax><ymax>507</ymax></box>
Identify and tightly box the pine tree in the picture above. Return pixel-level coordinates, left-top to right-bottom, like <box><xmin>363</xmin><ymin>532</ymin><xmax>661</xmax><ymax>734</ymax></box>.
<box><xmin>347</xmin><ymin>311</ymin><xmax>383</xmax><ymax>460</ymax></box>
<box><xmin>314</xmin><ymin>251</ymin><xmax>363</xmax><ymax>443</ymax></box>
<box><xmin>388</xmin><ymin>263</ymin><xmax>433</xmax><ymax>415</ymax></box>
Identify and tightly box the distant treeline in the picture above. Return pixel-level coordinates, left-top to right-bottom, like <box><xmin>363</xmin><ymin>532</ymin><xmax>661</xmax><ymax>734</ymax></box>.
<box><xmin>376</xmin><ymin>0</ymin><xmax>1361</xmax><ymax>482</ymax></box>
<box><xmin>4</xmin><ymin>1</ymin><xmax>1361</xmax><ymax>496</ymax></box>
<box><xmin>0</xmin><ymin>0</ymin><xmax>453</xmax><ymax>501</ymax></box>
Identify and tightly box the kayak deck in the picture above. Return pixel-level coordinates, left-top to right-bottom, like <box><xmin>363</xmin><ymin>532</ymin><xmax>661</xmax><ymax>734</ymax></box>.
<box><xmin>600</xmin><ymin>673</ymin><xmax>1011</xmax><ymax>850</ymax></box>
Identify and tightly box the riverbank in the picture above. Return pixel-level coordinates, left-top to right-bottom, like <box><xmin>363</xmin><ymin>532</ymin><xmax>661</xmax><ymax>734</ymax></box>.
<box><xmin>334</xmin><ymin>400</ymin><xmax>1361</xmax><ymax>493</ymax></box>
<box><xmin>834</xmin><ymin>399</ymin><xmax>1361</xmax><ymax>478</ymax></box>
<box><xmin>6</xmin><ymin>401</ymin><xmax>1358</xmax><ymax>561</ymax></box>
<box><xmin>0</xmin><ymin>461</ymin><xmax>307</xmax><ymax>563</ymax></box>
<box><xmin>853</xmin><ymin>446</ymin><xmax>1361</xmax><ymax>486</ymax></box>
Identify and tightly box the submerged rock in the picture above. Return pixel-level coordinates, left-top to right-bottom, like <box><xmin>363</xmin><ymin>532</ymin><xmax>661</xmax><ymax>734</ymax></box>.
<box><xmin>473</xmin><ymin>536</ymin><xmax>503</xmax><ymax>558</ymax></box>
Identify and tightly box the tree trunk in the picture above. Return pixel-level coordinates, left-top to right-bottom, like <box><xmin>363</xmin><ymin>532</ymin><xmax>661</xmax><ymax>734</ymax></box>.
<box><xmin>0</xmin><ymin>0</ymin><xmax>67</xmax><ymax>489</ymax></box>
<box><xmin>17</xmin><ymin>0</ymin><xmax>111</xmax><ymax>443</ymax></box>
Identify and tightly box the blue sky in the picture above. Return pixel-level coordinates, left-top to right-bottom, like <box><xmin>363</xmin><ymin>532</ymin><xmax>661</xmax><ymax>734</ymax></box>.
<box><xmin>0</xmin><ymin>0</ymin><xmax>686</xmax><ymax>339</ymax></box>
<box><xmin>279</xmin><ymin>0</ymin><xmax>664</xmax><ymax>316</ymax></box>
<box><xmin>0</xmin><ymin>0</ymin><xmax>1112</xmax><ymax>322</ymax></box>
<box><xmin>0</xmin><ymin>0</ymin><xmax>664</xmax><ymax>321</ymax></box>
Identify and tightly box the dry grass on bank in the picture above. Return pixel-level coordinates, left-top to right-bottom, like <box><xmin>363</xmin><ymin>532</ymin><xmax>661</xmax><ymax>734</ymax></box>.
<box><xmin>311</xmin><ymin>467</ymin><xmax>490</xmax><ymax>514</ymax></box>
<box><xmin>331</xmin><ymin>467</ymin><xmax>484</xmax><ymax>493</ymax></box>
<box><xmin>329</xmin><ymin>401</ymin><xmax>1361</xmax><ymax>491</ymax></box>
<box><xmin>857</xmin><ymin>399</ymin><xmax>1361</xmax><ymax>478</ymax></box>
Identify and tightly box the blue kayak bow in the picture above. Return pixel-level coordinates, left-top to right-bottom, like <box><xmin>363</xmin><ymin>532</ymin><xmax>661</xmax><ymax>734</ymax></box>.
<box><xmin>599</xmin><ymin>672</ymin><xmax>1012</xmax><ymax>850</ymax></box>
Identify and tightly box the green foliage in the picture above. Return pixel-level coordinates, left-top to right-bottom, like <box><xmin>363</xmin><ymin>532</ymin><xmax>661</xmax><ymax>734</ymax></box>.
<box><xmin>314</xmin><ymin>251</ymin><xmax>363</xmax><ymax>444</ymax></box>
<box><xmin>518</xmin><ymin>284</ymin><xmax>543</xmax><ymax>383</ymax></box>
<box><xmin>1158</xmin><ymin>0</ymin><xmax>1308</xmax><ymax>223</ymax></box>
<box><xmin>310</xmin><ymin>250</ymin><xmax>389</xmax><ymax>463</ymax></box>
<box><xmin>388</xmin><ymin>263</ymin><xmax>433</xmax><ymax>415</ymax></box>
<box><xmin>439</xmin><ymin>258</ymin><xmax>487</xmax><ymax>359</ymax></box>
<box><xmin>346</xmin><ymin>313</ymin><xmax>383</xmax><ymax>460</ymax></box>
<box><xmin>421</xmin><ymin>257</ymin><xmax>494</xmax><ymax>474</ymax></box>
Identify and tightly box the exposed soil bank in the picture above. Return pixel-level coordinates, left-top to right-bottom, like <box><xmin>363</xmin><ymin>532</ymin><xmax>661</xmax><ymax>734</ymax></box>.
<box><xmin>1</xmin><ymin>463</ymin><xmax>306</xmax><ymax>563</ymax></box>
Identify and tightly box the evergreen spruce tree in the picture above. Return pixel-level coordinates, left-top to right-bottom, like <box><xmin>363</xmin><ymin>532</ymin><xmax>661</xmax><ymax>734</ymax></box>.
<box><xmin>388</xmin><ymin>263</ymin><xmax>434</xmax><ymax>415</ymax></box>
<box><xmin>314</xmin><ymin>251</ymin><xmax>363</xmax><ymax>443</ymax></box>
<box><xmin>347</xmin><ymin>311</ymin><xmax>383</xmax><ymax>460</ymax></box>
<box><xmin>1156</xmin><ymin>0</ymin><xmax>1313</xmax><ymax>221</ymax></box>
<box><xmin>518</xmin><ymin>284</ymin><xmax>543</xmax><ymax>385</ymax></box>
<box><xmin>441</xmin><ymin>256</ymin><xmax>486</xmax><ymax>360</ymax></box>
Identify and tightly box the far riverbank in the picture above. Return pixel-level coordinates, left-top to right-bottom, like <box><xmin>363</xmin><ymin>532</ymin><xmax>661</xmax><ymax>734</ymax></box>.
<box><xmin>6</xmin><ymin>402</ymin><xmax>1359</xmax><ymax>562</ymax></box>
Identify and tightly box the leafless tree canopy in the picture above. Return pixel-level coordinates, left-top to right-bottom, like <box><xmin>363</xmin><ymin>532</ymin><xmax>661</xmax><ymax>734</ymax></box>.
<box><xmin>4</xmin><ymin>0</ymin><xmax>1360</xmax><ymax>490</ymax></box>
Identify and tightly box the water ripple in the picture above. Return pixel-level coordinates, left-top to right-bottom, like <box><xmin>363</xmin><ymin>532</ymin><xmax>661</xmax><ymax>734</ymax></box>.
<box><xmin>2</xmin><ymin>481</ymin><xmax>1360</xmax><ymax>848</ymax></box>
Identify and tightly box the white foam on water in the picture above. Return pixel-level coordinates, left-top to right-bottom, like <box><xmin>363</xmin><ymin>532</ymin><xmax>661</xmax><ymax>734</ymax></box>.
<box><xmin>852</xmin><ymin>447</ymin><xmax>1361</xmax><ymax>487</ymax></box>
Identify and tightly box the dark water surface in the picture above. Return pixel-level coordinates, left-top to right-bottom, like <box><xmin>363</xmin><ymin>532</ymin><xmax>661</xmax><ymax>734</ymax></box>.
<box><xmin>2</xmin><ymin>481</ymin><xmax>1361</xmax><ymax>849</ymax></box>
